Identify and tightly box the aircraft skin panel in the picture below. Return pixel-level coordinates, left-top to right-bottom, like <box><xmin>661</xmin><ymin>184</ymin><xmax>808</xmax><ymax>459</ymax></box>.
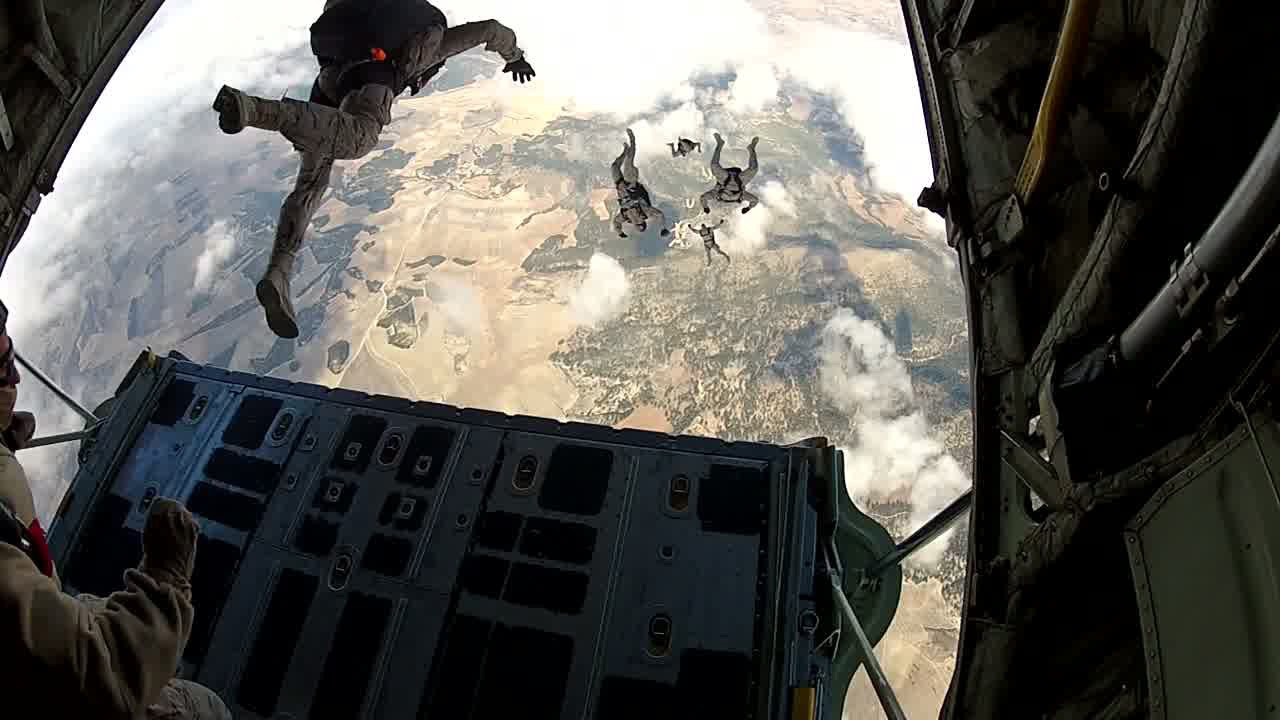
<box><xmin>896</xmin><ymin>0</ymin><xmax>1280</xmax><ymax>715</ymax></box>
<box><xmin>46</xmin><ymin>352</ymin><xmax>902</xmax><ymax>719</ymax></box>
<box><xmin>894</xmin><ymin>2</ymin><xmax>1010</xmax><ymax>716</ymax></box>
<box><xmin>0</xmin><ymin>0</ymin><xmax>167</xmax><ymax>274</ymax></box>
<box><xmin>1126</xmin><ymin>408</ymin><xmax>1280</xmax><ymax>720</ymax></box>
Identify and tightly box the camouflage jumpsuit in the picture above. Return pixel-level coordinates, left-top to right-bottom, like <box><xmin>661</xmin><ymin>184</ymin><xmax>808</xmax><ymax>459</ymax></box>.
<box><xmin>668</xmin><ymin>138</ymin><xmax>701</xmax><ymax>157</ymax></box>
<box><xmin>73</xmin><ymin>595</ymin><xmax>233</xmax><ymax>720</ymax></box>
<box><xmin>699</xmin><ymin>133</ymin><xmax>760</xmax><ymax>214</ymax></box>
<box><xmin>695</xmin><ymin>221</ymin><xmax>730</xmax><ymax>266</ymax></box>
<box><xmin>218</xmin><ymin>3</ymin><xmax>525</xmax><ymax>337</ymax></box>
<box><xmin>611</xmin><ymin>131</ymin><xmax>668</xmax><ymax>237</ymax></box>
<box><xmin>273</xmin><ymin>14</ymin><xmax>526</xmax><ymax>266</ymax></box>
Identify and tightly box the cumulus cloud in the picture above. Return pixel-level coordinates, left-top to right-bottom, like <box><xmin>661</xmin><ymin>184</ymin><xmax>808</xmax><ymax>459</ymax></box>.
<box><xmin>427</xmin><ymin>275</ymin><xmax>489</xmax><ymax>335</ymax></box>
<box><xmin>192</xmin><ymin>221</ymin><xmax>238</xmax><ymax>292</ymax></box>
<box><xmin>464</xmin><ymin>0</ymin><xmax>932</xmax><ymax>203</ymax></box>
<box><xmin>727</xmin><ymin>60</ymin><xmax>782</xmax><ymax>115</ymax></box>
<box><xmin>465</xmin><ymin>0</ymin><xmax>772</xmax><ymax>116</ymax></box>
<box><xmin>568</xmin><ymin>253</ymin><xmax>630</xmax><ymax>327</ymax></box>
<box><xmin>772</xmin><ymin>24</ymin><xmax>935</xmax><ymax>208</ymax></box>
<box><xmin>759</xmin><ymin>179</ymin><xmax>797</xmax><ymax>217</ymax></box>
<box><xmin>626</xmin><ymin>102</ymin><xmax>708</xmax><ymax>163</ymax></box>
<box><xmin>716</xmin><ymin>180</ymin><xmax>795</xmax><ymax>256</ymax></box>
<box><xmin>818</xmin><ymin>309</ymin><xmax>970</xmax><ymax>569</ymax></box>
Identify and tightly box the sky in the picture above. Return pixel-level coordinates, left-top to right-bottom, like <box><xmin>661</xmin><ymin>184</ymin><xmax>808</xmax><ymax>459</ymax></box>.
<box><xmin>3</xmin><ymin>0</ymin><xmax>938</xmax><ymax>343</ymax></box>
<box><xmin>1</xmin><ymin>0</ymin><xmax>966</xmax><ymax>556</ymax></box>
<box><xmin>2</xmin><ymin>4</ymin><xmax>968</xmax><ymax>714</ymax></box>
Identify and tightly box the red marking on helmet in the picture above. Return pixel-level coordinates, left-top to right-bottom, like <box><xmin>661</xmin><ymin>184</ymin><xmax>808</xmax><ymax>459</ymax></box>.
<box><xmin>371</xmin><ymin>47</ymin><xmax>387</xmax><ymax>62</ymax></box>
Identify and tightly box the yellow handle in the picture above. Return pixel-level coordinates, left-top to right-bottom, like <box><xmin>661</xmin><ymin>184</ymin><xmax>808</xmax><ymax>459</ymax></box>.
<box><xmin>1015</xmin><ymin>0</ymin><xmax>1102</xmax><ymax>203</ymax></box>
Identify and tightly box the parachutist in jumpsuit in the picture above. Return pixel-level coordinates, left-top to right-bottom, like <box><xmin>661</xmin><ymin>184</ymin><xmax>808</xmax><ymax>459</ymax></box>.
<box><xmin>612</xmin><ymin>128</ymin><xmax>670</xmax><ymax>238</ymax></box>
<box><xmin>699</xmin><ymin>133</ymin><xmax>760</xmax><ymax>215</ymax></box>
<box><xmin>0</xmin><ymin>328</ymin><xmax>229</xmax><ymax>719</ymax></box>
<box><xmin>695</xmin><ymin>219</ymin><xmax>731</xmax><ymax>266</ymax></box>
<box><xmin>212</xmin><ymin>2</ymin><xmax>535</xmax><ymax>340</ymax></box>
<box><xmin>668</xmin><ymin>137</ymin><xmax>701</xmax><ymax>157</ymax></box>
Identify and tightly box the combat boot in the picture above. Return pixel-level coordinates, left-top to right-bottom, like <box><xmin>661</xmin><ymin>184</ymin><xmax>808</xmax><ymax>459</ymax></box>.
<box><xmin>256</xmin><ymin>252</ymin><xmax>299</xmax><ymax>339</ymax></box>
<box><xmin>213</xmin><ymin>86</ymin><xmax>301</xmax><ymax>135</ymax></box>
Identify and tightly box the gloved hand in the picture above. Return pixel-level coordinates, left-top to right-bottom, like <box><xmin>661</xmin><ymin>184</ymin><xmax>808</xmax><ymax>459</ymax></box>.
<box><xmin>139</xmin><ymin>498</ymin><xmax>199</xmax><ymax>589</ymax></box>
<box><xmin>503</xmin><ymin>58</ymin><xmax>536</xmax><ymax>83</ymax></box>
<box><xmin>660</xmin><ymin>228</ymin><xmax>670</xmax><ymax>237</ymax></box>
<box><xmin>3</xmin><ymin>411</ymin><xmax>36</xmax><ymax>450</ymax></box>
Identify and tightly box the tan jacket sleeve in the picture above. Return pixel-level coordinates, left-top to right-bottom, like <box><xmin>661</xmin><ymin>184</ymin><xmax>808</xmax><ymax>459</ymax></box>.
<box><xmin>0</xmin><ymin>451</ymin><xmax>194</xmax><ymax>719</ymax></box>
<box><xmin>438</xmin><ymin>20</ymin><xmax>525</xmax><ymax>64</ymax></box>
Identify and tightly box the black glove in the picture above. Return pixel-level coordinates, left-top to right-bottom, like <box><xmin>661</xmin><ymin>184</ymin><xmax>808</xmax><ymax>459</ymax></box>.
<box><xmin>503</xmin><ymin>58</ymin><xmax>536</xmax><ymax>83</ymax></box>
<box><xmin>660</xmin><ymin>228</ymin><xmax>670</xmax><ymax>237</ymax></box>
<box><xmin>140</xmin><ymin>498</ymin><xmax>199</xmax><ymax>589</ymax></box>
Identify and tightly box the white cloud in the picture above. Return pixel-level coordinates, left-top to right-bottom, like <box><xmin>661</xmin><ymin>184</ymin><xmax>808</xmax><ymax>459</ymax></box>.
<box><xmin>428</xmin><ymin>275</ymin><xmax>488</xmax><ymax>335</ymax></box>
<box><xmin>55</xmin><ymin>0</ymin><xmax>316</xmax><ymax>184</ymax></box>
<box><xmin>568</xmin><ymin>253</ymin><xmax>630</xmax><ymax>327</ymax></box>
<box><xmin>716</xmin><ymin>180</ymin><xmax>795</xmax><ymax>256</ymax></box>
<box><xmin>759</xmin><ymin>180</ymin><xmax>797</xmax><ymax>217</ymax></box>
<box><xmin>772</xmin><ymin>23</ymin><xmax>934</xmax><ymax>207</ymax></box>
<box><xmin>727</xmin><ymin>60</ymin><xmax>782</xmax><ymax>115</ymax></box>
<box><xmin>192</xmin><ymin>221</ymin><xmax>238</xmax><ymax>292</ymax></box>
<box><xmin>626</xmin><ymin>102</ymin><xmax>708</xmax><ymax>163</ymax></box>
<box><xmin>465</xmin><ymin>1</ymin><xmax>931</xmax><ymax>202</ymax></box>
<box><xmin>818</xmin><ymin>309</ymin><xmax>970</xmax><ymax>569</ymax></box>
<box><xmin>457</xmin><ymin>0</ymin><xmax>932</xmax><ymax>210</ymax></box>
<box><xmin>463</xmin><ymin>0</ymin><xmax>772</xmax><ymax>116</ymax></box>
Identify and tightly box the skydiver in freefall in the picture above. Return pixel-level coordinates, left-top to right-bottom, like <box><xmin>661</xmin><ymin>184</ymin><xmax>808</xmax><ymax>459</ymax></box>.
<box><xmin>668</xmin><ymin>138</ymin><xmax>702</xmax><ymax>157</ymax></box>
<box><xmin>694</xmin><ymin>219</ymin><xmax>731</xmax><ymax>266</ymax></box>
<box><xmin>699</xmin><ymin>133</ymin><xmax>760</xmax><ymax>215</ymax></box>
<box><xmin>612</xmin><ymin>129</ymin><xmax>671</xmax><ymax>239</ymax></box>
<box><xmin>210</xmin><ymin>0</ymin><xmax>536</xmax><ymax>339</ymax></box>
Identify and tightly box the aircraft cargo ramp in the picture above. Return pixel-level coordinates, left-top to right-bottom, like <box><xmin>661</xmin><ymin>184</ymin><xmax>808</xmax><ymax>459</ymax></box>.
<box><xmin>44</xmin><ymin>350</ymin><xmax>911</xmax><ymax>720</ymax></box>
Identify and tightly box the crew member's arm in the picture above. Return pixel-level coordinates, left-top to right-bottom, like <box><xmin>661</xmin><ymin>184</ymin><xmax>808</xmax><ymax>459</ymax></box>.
<box><xmin>0</xmin><ymin>452</ymin><xmax>196</xmax><ymax>718</ymax></box>
<box><xmin>740</xmin><ymin>190</ymin><xmax>760</xmax><ymax>213</ymax></box>
<box><xmin>438</xmin><ymin>20</ymin><xmax>525</xmax><ymax>63</ymax></box>
<box><xmin>613</xmin><ymin>211</ymin><xmax>627</xmax><ymax>238</ymax></box>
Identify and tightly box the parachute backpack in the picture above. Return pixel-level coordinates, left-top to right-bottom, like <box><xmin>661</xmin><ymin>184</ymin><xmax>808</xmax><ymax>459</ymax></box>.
<box><xmin>619</xmin><ymin>180</ymin><xmax>652</xmax><ymax>209</ymax></box>
<box><xmin>310</xmin><ymin>0</ymin><xmax>448</xmax><ymax>66</ymax></box>
<box><xmin>720</xmin><ymin>168</ymin><xmax>744</xmax><ymax>199</ymax></box>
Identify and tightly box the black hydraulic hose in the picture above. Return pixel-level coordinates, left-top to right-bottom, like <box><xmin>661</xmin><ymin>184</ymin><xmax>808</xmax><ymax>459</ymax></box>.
<box><xmin>1026</xmin><ymin>0</ymin><xmax>1222</xmax><ymax>390</ymax></box>
<box><xmin>1119</xmin><ymin>110</ymin><xmax>1280</xmax><ymax>370</ymax></box>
